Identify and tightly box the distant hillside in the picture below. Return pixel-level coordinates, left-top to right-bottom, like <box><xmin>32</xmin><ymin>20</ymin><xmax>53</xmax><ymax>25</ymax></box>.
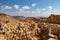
<box><xmin>13</xmin><ymin>16</ymin><xmax>25</xmax><ymax>18</ymax></box>
<box><xmin>47</xmin><ymin>14</ymin><xmax>60</xmax><ymax>24</ymax></box>
<box><xmin>14</xmin><ymin>14</ymin><xmax>60</xmax><ymax>24</ymax></box>
<box><xmin>0</xmin><ymin>13</ymin><xmax>19</xmax><ymax>23</ymax></box>
<box><xmin>0</xmin><ymin>13</ymin><xmax>60</xmax><ymax>24</ymax></box>
<box><xmin>37</xmin><ymin>14</ymin><xmax>60</xmax><ymax>24</ymax></box>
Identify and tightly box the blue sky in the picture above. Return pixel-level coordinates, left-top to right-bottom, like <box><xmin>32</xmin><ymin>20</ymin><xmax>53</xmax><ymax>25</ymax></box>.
<box><xmin>0</xmin><ymin>0</ymin><xmax>60</xmax><ymax>17</ymax></box>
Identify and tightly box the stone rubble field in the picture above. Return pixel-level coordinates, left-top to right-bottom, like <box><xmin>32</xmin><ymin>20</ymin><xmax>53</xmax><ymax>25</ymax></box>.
<box><xmin>0</xmin><ymin>21</ymin><xmax>60</xmax><ymax>40</ymax></box>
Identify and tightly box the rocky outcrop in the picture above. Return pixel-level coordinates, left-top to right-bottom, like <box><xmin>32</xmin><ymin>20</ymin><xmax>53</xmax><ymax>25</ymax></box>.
<box><xmin>47</xmin><ymin>14</ymin><xmax>60</xmax><ymax>24</ymax></box>
<box><xmin>0</xmin><ymin>13</ymin><xmax>19</xmax><ymax>23</ymax></box>
<box><xmin>38</xmin><ymin>14</ymin><xmax>60</xmax><ymax>24</ymax></box>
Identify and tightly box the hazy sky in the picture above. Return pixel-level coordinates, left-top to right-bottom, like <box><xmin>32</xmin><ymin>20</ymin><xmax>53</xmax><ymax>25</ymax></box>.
<box><xmin>0</xmin><ymin>0</ymin><xmax>60</xmax><ymax>17</ymax></box>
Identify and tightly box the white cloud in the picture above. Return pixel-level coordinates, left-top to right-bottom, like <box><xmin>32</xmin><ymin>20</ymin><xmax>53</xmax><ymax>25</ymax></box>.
<box><xmin>30</xmin><ymin>9</ymin><xmax>41</xmax><ymax>17</ymax></box>
<box><xmin>14</xmin><ymin>4</ymin><xmax>19</xmax><ymax>10</ymax></box>
<box><xmin>0</xmin><ymin>5</ymin><xmax>54</xmax><ymax>17</ymax></box>
<box><xmin>42</xmin><ymin>8</ymin><xmax>46</xmax><ymax>11</ymax></box>
<box><xmin>48</xmin><ymin>6</ymin><xmax>53</xmax><ymax>10</ymax></box>
<box><xmin>22</xmin><ymin>6</ymin><xmax>30</xmax><ymax>10</ymax></box>
<box><xmin>19</xmin><ymin>8</ymin><xmax>41</xmax><ymax>17</ymax></box>
<box><xmin>32</xmin><ymin>3</ymin><xmax>36</xmax><ymax>7</ymax></box>
<box><xmin>31</xmin><ymin>9</ymin><xmax>40</xmax><ymax>14</ymax></box>
<box><xmin>36</xmin><ymin>9</ymin><xmax>41</xmax><ymax>13</ymax></box>
<box><xmin>20</xmin><ymin>8</ymin><xmax>23</xmax><ymax>12</ymax></box>
<box><xmin>1</xmin><ymin>5</ymin><xmax>12</xmax><ymax>10</ymax></box>
<box><xmin>18</xmin><ymin>8</ymin><xmax>51</xmax><ymax>17</ymax></box>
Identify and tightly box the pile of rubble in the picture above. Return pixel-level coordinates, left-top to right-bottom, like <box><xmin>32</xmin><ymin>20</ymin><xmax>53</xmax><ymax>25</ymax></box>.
<box><xmin>0</xmin><ymin>21</ymin><xmax>60</xmax><ymax>40</ymax></box>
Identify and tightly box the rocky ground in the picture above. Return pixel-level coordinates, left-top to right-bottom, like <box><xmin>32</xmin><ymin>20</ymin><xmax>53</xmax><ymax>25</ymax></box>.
<box><xmin>0</xmin><ymin>21</ymin><xmax>60</xmax><ymax>40</ymax></box>
<box><xmin>0</xmin><ymin>13</ymin><xmax>60</xmax><ymax>40</ymax></box>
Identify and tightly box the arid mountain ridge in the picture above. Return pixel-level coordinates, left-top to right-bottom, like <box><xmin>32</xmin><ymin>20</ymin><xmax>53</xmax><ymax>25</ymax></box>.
<box><xmin>0</xmin><ymin>13</ymin><xmax>60</xmax><ymax>24</ymax></box>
